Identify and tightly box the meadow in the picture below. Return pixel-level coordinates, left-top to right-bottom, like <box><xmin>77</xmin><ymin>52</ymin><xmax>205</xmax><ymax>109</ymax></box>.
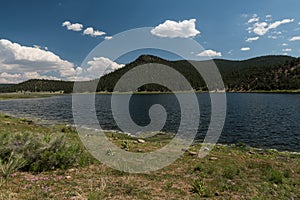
<box><xmin>0</xmin><ymin>113</ymin><xmax>299</xmax><ymax>199</ymax></box>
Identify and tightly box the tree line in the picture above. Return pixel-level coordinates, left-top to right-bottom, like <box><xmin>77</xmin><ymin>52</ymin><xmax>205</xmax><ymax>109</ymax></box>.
<box><xmin>0</xmin><ymin>55</ymin><xmax>299</xmax><ymax>93</ymax></box>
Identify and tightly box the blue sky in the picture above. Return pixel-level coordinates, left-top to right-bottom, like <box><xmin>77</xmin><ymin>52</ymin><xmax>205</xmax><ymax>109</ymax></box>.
<box><xmin>1</xmin><ymin>0</ymin><xmax>300</xmax><ymax>83</ymax></box>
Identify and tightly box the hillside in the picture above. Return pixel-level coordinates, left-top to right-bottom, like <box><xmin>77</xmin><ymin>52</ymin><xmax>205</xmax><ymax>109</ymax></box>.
<box><xmin>97</xmin><ymin>54</ymin><xmax>299</xmax><ymax>92</ymax></box>
<box><xmin>0</xmin><ymin>79</ymin><xmax>75</xmax><ymax>93</ymax></box>
<box><xmin>0</xmin><ymin>55</ymin><xmax>299</xmax><ymax>93</ymax></box>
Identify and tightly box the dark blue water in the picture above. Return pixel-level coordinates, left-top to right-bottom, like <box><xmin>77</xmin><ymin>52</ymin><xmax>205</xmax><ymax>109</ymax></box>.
<box><xmin>0</xmin><ymin>93</ymin><xmax>299</xmax><ymax>152</ymax></box>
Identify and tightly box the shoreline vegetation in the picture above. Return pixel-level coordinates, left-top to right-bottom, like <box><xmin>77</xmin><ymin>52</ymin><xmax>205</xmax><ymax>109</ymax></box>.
<box><xmin>0</xmin><ymin>113</ymin><xmax>299</xmax><ymax>199</ymax></box>
<box><xmin>0</xmin><ymin>89</ymin><xmax>300</xmax><ymax>100</ymax></box>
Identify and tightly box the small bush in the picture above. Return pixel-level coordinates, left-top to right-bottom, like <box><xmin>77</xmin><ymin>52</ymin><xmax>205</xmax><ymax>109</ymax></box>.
<box><xmin>0</xmin><ymin>152</ymin><xmax>26</xmax><ymax>178</ymax></box>
<box><xmin>0</xmin><ymin>131</ymin><xmax>82</xmax><ymax>173</ymax></box>
<box><xmin>267</xmin><ymin>169</ymin><xmax>283</xmax><ymax>184</ymax></box>
<box><xmin>191</xmin><ymin>178</ymin><xmax>205</xmax><ymax>196</ymax></box>
<box><xmin>121</xmin><ymin>141</ymin><xmax>129</xmax><ymax>151</ymax></box>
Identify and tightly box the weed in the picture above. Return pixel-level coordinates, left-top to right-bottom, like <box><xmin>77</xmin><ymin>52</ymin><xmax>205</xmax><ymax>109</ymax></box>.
<box><xmin>0</xmin><ymin>152</ymin><xmax>26</xmax><ymax>178</ymax></box>
<box><xmin>191</xmin><ymin>178</ymin><xmax>205</xmax><ymax>196</ymax></box>
<box><xmin>267</xmin><ymin>169</ymin><xmax>283</xmax><ymax>184</ymax></box>
<box><xmin>121</xmin><ymin>141</ymin><xmax>129</xmax><ymax>151</ymax></box>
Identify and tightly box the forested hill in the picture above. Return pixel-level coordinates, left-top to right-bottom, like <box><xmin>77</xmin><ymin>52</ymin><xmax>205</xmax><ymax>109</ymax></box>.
<box><xmin>0</xmin><ymin>55</ymin><xmax>299</xmax><ymax>93</ymax></box>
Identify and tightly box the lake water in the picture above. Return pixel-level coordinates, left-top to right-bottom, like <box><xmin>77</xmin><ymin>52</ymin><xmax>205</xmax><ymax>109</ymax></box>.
<box><xmin>0</xmin><ymin>93</ymin><xmax>299</xmax><ymax>152</ymax></box>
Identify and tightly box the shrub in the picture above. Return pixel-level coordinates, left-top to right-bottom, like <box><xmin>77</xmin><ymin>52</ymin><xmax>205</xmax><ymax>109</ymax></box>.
<box><xmin>267</xmin><ymin>169</ymin><xmax>283</xmax><ymax>184</ymax></box>
<box><xmin>0</xmin><ymin>152</ymin><xmax>26</xmax><ymax>178</ymax></box>
<box><xmin>0</xmin><ymin>131</ymin><xmax>82</xmax><ymax>173</ymax></box>
<box><xmin>191</xmin><ymin>178</ymin><xmax>205</xmax><ymax>196</ymax></box>
<box><xmin>121</xmin><ymin>141</ymin><xmax>129</xmax><ymax>151</ymax></box>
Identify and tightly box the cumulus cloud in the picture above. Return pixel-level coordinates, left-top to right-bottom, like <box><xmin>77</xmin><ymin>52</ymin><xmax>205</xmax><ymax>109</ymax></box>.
<box><xmin>33</xmin><ymin>45</ymin><xmax>48</xmax><ymax>51</ymax></box>
<box><xmin>196</xmin><ymin>50</ymin><xmax>222</xmax><ymax>57</ymax></box>
<box><xmin>241</xmin><ymin>47</ymin><xmax>250</xmax><ymax>51</ymax></box>
<box><xmin>252</xmin><ymin>22</ymin><xmax>269</xmax><ymax>35</ymax></box>
<box><xmin>247</xmin><ymin>17</ymin><xmax>294</xmax><ymax>36</ymax></box>
<box><xmin>0</xmin><ymin>72</ymin><xmax>60</xmax><ymax>83</ymax></box>
<box><xmin>62</xmin><ymin>21</ymin><xmax>83</xmax><ymax>31</ymax></box>
<box><xmin>83</xmin><ymin>27</ymin><xmax>106</xmax><ymax>37</ymax></box>
<box><xmin>289</xmin><ymin>36</ymin><xmax>300</xmax><ymax>41</ymax></box>
<box><xmin>151</xmin><ymin>19</ymin><xmax>200</xmax><ymax>38</ymax></box>
<box><xmin>246</xmin><ymin>36</ymin><xmax>259</xmax><ymax>42</ymax></box>
<box><xmin>62</xmin><ymin>21</ymin><xmax>108</xmax><ymax>38</ymax></box>
<box><xmin>0</xmin><ymin>39</ymin><xmax>79</xmax><ymax>83</ymax></box>
<box><xmin>268</xmin><ymin>19</ymin><xmax>294</xmax><ymax>29</ymax></box>
<box><xmin>247</xmin><ymin>14</ymin><xmax>260</xmax><ymax>24</ymax></box>
<box><xmin>86</xmin><ymin>57</ymin><xmax>125</xmax><ymax>78</ymax></box>
<box><xmin>282</xmin><ymin>43</ymin><xmax>288</xmax><ymax>46</ymax></box>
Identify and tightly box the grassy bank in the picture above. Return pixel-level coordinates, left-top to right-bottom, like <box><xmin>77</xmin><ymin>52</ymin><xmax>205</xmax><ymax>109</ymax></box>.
<box><xmin>0</xmin><ymin>114</ymin><xmax>299</xmax><ymax>199</ymax></box>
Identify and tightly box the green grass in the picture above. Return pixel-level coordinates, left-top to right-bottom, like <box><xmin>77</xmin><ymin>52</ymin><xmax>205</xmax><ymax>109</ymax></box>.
<box><xmin>0</xmin><ymin>113</ymin><xmax>299</xmax><ymax>199</ymax></box>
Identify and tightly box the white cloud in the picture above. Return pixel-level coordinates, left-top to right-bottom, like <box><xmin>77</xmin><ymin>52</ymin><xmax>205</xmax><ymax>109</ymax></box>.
<box><xmin>282</xmin><ymin>43</ymin><xmax>288</xmax><ymax>46</ymax></box>
<box><xmin>289</xmin><ymin>36</ymin><xmax>300</xmax><ymax>41</ymax></box>
<box><xmin>282</xmin><ymin>48</ymin><xmax>292</xmax><ymax>52</ymax></box>
<box><xmin>33</xmin><ymin>45</ymin><xmax>48</xmax><ymax>51</ymax></box>
<box><xmin>62</xmin><ymin>21</ymin><xmax>109</xmax><ymax>39</ymax></box>
<box><xmin>0</xmin><ymin>72</ymin><xmax>60</xmax><ymax>83</ymax></box>
<box><xmin>151</xmin><ymin>19</ymin><xmax>200</xmax><ymax>38</ymax></box>
<box><xmin>0</xmin><ymin>72</ymin><xmax>21</xmax><ymax>79</ymax></box>
<box><xmin>62</xmin><ymin>21</ymin><xmax>83</xmax><ymax>31</ymax></box>
<box><xmin>266</xmin><ymin>15</ymin><xmax>272</xmax><ymax>18</ymax></box>
<box><xmin>249</xmin><ymin>18</ymin><xmax>294</xmax><ymax>36</ymax></box>
<box><xmin>196</xmin><ymin>50</ymin><xmax>222</xmax><ymax>57</ymax></box>
<box><xmin>83</xmin><ymin>27</ymin><xmax>106</xmax><ymax>37</ymax></box>
<box><xmin>241</xmin><ymin>47</ymin><xmax>250</xmax><ymax>51</ymax></box>
<box><xmin>268</xmin><ymin>19</ymin><xmax>294</xmax><ymax>29</ymax></box>
<box><xmin>248</xmin><ymin>14</ymin><xmax>260</xmax><ymax>24</ymax></box>
<box><xmin>0</xmin><ymin>39</ymin><xmax>78</xmax><ymax>83</ymax></box>
<box><xmin>246</xmin><ymin>36</ymin><xmax>259</xmax><ymax>42</ymax></box>
<box><xmin>248</xmin><ymin>18</ymin><xmax>259</xmax><ymax>24</ymax></box>
<box><xmin>104</xmin><ymin>36</ymin><xmax>113</xmax><ymax>40</ymax></box>
<box><xmin>252</xmin><ymin>22</ymin><xmax>269</xmax><ymax>35</ymax></box>
<box><xmin>86</xmin><ymin>57</ymin><xmax>125</xmax><ymax>78</ymax></box>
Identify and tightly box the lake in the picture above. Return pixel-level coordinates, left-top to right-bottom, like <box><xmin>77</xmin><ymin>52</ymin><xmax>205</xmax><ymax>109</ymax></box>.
<box><xmin>0</xmin><ymin>93</ymin><xmax>299</xmax><ymax>152</ymax></box>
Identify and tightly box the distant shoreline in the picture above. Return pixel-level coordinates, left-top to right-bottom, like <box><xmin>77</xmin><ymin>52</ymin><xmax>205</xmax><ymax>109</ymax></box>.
<box><xmin>1</xmin><ymin>89</ymin><xmax>300</xmax><ymax>100</ymax></box>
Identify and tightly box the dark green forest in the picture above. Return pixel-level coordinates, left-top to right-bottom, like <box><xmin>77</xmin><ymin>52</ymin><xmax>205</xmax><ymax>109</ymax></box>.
<box><xmin>1</xmin><ymin>55</ymin><xmax>299</xmax><ymax>93</ymax></box>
